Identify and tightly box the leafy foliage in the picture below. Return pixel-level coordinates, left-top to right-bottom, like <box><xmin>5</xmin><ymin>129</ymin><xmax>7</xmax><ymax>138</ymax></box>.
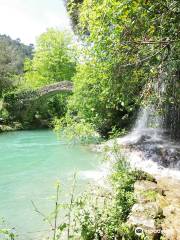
<box><xmin>66</xmin><ymin>0</ymin><xmax>84</xmax><ymax>31</ymax></box>
<box><xmin>0</xmin><ymin>218</ymin><xmax>17</xmax><ymax>240</ymax></box>
<box><xmin>68</xmin><ymin>58</ymin><xmax>140</xmax><ymax>137</ymax></box>
<box><xmin>3</xmin><ymin>88</ymin><xmax>70</xmax><ymax>128</ymax></box>
<box><xmin>65</xmin><ymin>146</ymin><xmax>148</xmax><ymax>239</ymax></box>
<box><xmin>65</xmin><ymin>0</ymin><xmax>180</xmax><ymax>138</ymax></box>
<box><xmin>24</xmin><ymin>29</ymin><xmax>76</xmax><ymax>88</ymax></box>
<box><xmin>0</xmin><ymin>34</ymin><xmax>33</xmax><ymax>96</ymax></box>
<box><xmin>28</xmin><ymin>145</ymin><xmax>150</xmax><ymax>240</ymax></box>
<box><xmin>54</xmin><ymin>115</ymin><xmax>100</xmax><ymax>144</ymax></box>
<box><xmin>1</xmin><ymin>29</ymin><xmax>76</xmax><ymax>128</ymax></box>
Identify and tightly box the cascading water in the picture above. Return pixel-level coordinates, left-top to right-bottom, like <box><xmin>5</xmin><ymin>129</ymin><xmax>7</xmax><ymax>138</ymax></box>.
<box><xmin>116</xmin><ymin>73</ymin><xmax>180</xmax><ymax>179</ymax></box>
<box><xmin>103</xmin><ymin>71</ymin><xmax>180</xmax><ymax>237</ymax></box>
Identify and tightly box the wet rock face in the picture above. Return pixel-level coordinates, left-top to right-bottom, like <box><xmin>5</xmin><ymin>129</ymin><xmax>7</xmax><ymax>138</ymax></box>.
<box><xmin>128</xmin><ymin>134</ymin><xmax>180</xmax><ymax>170</ymax></box>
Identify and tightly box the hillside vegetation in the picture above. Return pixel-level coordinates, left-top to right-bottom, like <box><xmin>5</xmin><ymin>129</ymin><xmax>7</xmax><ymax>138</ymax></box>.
<box><xmin>0</xmin><ymin>0</ymin><xmax>179</xmax><ymax>138</ymax></box>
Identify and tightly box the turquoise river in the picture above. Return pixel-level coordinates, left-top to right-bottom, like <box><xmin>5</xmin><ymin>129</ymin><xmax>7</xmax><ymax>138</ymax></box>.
<box><xmin>0</xmin><ymin>130</ymin><xmax>102</xmax><ymax>239</ymax></box>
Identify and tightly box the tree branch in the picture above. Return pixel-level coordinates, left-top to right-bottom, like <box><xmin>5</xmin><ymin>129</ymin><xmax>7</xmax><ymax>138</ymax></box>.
<box><xmin>117</xmin><ymin>44</ymin><xmax>168</xmax><ymax>71</ymax></box>
<box><xmin>121</xmin><ymin>39</ymin><xmax>179</xmax><ymax>45</ymax></box>
<box><xmin>31</xmin><ymin>200</ymin><xmax>53</xmax><ymax>229</ymax></box>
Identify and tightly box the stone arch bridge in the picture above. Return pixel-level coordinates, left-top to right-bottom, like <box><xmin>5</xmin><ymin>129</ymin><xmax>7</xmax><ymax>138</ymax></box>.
<box><xmin>22</xmin><ymin>81</ymin><xmax>73</xmax><ymax>101</ymax></box>
<box><xmin>3</xmin><ymin>81</ymin><xmax>73</xmax><ymax>124</ymax></box>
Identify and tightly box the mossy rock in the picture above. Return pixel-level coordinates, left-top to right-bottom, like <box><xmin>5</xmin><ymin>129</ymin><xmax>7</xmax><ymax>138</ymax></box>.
<box><xmin>0</xmin><ymin>124</ymin><xmax>14</xmax><ymax>132</ymax></box>
<box><xmin>132</xmin><ymin>170</ymin><xmax>157</xmax><ymax>183</ymax></box>
<box><xmin>134</xmin><ymin>181</ymin><xmax>163</xmax><ymax>195</ymax></box>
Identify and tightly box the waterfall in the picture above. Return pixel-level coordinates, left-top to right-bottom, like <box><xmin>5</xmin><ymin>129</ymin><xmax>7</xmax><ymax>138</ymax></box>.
<box><xmin>117</xmin><ymin>105</ymin><xmax>164</xmax><ymax>145</ymax></box>
<box><xmin>115</xmin><ymin>72</ymin><xmax>180</xmax><ymax>180</ymax></box>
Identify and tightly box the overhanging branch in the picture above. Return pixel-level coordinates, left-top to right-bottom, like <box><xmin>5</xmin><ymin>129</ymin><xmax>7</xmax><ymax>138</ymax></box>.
<box><xmin>117</xmin><ymin>44</ymin><xmax>168</xmax><ymax>71</ymax></box>
<box><xmin>121</xmin><ymin>39</ymin><xmax>179</xmax><ymax>45</ymax></box>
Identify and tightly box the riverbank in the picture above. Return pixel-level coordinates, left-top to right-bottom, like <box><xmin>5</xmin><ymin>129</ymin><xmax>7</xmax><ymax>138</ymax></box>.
<box><xmin>1</xmin><ymin>127</ymin><xmax>180</xmax><ymax>240</ymax></box>
<box><xmin>1</xmin><ymin>121</ymin><xmax>28</xmax><ymax>133</ymax></box>
<box><xmin>0</xmin><ymin>124</ymin><xmax>20</xmax><ymax>133</ymax></box>
<box><xmin>0</xmin><ymin>122</ymin><xmax>52</xmax><ymax>133</ymax></box>
<box><xmin>98</xmin><ymin>136</ymin><xmax>180</xmax><ymax>240</ymax></box>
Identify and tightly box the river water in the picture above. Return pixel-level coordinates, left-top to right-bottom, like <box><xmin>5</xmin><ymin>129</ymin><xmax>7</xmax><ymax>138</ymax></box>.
<box><xmin>0</xmin><ymin>130</ymin><xmax>102</xmax><ymax>239</ymax></box>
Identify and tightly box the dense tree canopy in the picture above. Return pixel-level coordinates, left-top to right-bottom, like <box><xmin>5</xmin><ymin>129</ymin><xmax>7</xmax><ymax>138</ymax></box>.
<box><xmin>66</xmin><ymin>0</ymin><xmax>84</xmax><ymax>30</ymax></box>
<box><xmin>0</xmin><ymin>34</ymin><xmax>33</xmax><ymax>96</ymax></box>
<box><xmin>24</xmin><ymin>29</ymin><xmax>76</xmax><ymax>88</ymax></box>
<box><xmin>0</xmin><ymin>1</ymin><xmax>179</xmax><ymax>138</ymax></box>
<box><xmin>1</xmin><ymin>29</ymin><xmax>76</xmax><ymax>128</ymax></box>
<box><xmin>65</xmin><ymin>0</ymin><xmax>180</xmax><ymax>137</ymax></box>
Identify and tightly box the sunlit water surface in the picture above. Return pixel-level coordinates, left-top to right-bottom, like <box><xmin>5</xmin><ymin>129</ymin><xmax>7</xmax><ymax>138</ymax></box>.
<box><xmin>0</xmin><ymin>130</ymin><xmax>102</xmax><ymax>239</ymax></box>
